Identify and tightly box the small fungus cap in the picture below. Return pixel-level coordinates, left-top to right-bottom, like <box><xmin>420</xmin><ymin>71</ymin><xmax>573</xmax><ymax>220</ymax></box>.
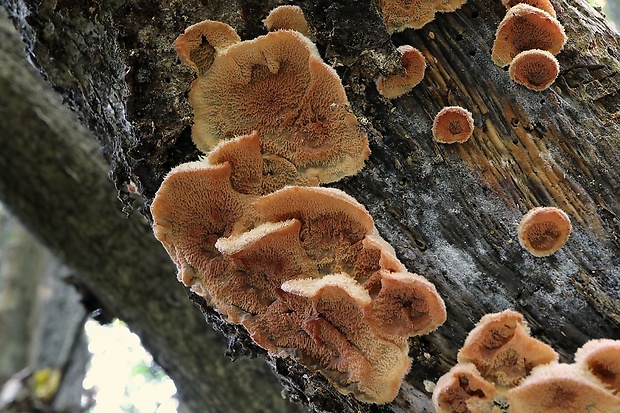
<box><xmin>263</xmin><ymin>5</ymin><xmax>310</xmax><ymax>37</ymax></box>
<box><xmin>492</xmin><ymin>4</ymin><xmax>567</xmax><ymax>67</ymax></box>
<box><xmin>376</xmin><ymin>45</ymin><xmax>426</xmax><ymax>99</ymax></box>
<box><xmin>174</xmin><ymin>20</ymin><xmax>240</xmax><ymax>74</ymax></box>
<box><xmin>509</xmin><ymin>49</ymin><xmax>560</xmax><ymax>91</ymax></box>
<box><xmin>517</xmin><ymin>206</ymin><xmax>571</xmax><ymax>257</ymax></box>
<box><xmin>457</xmin><ymin>309</ymin><xmax>558</xmax><ymax>386</ymax></box>
<box><xmin>432</xmin><ymin>363</ymin><xmax>497</xmax><ymax>413</ymax></box>
<box><xmin>432</xmin><ymin>106</ymin><xmax>475</xmax><ymax>144</ymax></box>
<box><xmin>502</xmin><ymin>0</ymin><xmax>556</xmax><ymax>17</ymax></box>
<box><xmin>366</xmin><ymin>271</ymin><xmax>447</xmax><ymax>337</ymax></box>
<box><xmin>378</xmin><ymin>0</ymin><xmax>467</xmax><ymax>32</ymax></box>
<box><xmin>574</xmin><ymin>339</ymin><xmax>620</xmax><ymax>395</ymax></box>
<box><xmin>507</xmin><ymin>363</ymin><xmax>620</xmax><ymax>413</ymax></box>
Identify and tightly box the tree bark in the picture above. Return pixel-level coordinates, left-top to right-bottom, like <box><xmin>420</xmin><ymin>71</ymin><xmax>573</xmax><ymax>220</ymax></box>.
<box><xmin>0</xmin><ymin>7</ymin><xmax>297</xmax><ymax>413</ymax></box>
<box><xmin>1</xmin><ymin>0</ymin><xmax>619</xmax><ymax>412</ymax></box>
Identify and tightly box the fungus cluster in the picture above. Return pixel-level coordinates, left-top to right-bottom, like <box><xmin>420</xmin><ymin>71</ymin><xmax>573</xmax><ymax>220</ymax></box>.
<box><xmin>432</xmin><ymin>310</ymin><xmax>620</xmax><ymax>413</ymax></box>
<box><xmin>377</xmin><ymin>0</ymin><xmax>468</xmax><ymax>33</ymax></box>
<box><xmin>153</xmin><ymin>10</ymin><xmax>447</xmax><ymax>404</ymax></box>
<box><xmin>492</xmin><ymin>3</ymin><xmax>566</xmax><ymax>91</ymax></box>
<box><xmin>174</xmin><ymin>12</ymin><xmax>369</xmax><ymax>185</ymax></box>
<box><xmin>376</xmin><ymin>45</ymin><xmax>426</xmax><ymax>99</ymax></box>
<box><xmin>517</xmin><ymin>206</ymin><xmax>571</xmax><ymax>256</ymax></box>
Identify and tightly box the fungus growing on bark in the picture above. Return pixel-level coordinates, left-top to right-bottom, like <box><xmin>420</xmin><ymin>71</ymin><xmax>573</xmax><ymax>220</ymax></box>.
<box><xmin>377</xmin><ymin>0</ymin><xmax>467</xmax><ymax>32</ymax></box>
<box><xmin>502</xmin><ymin>0</ymin><xmax>556</xmax><ymax>17</ymax></box>
<box><xmin>213</xmin><ymin>185</ymin><xmax>446</xmax><ymax>402</ymax></box>
<box><xmin>517</xmin><ymin>206</ymin><xmax>571</xmax><ymax>257</ymax></box>
<box><xmin>492</xmin><ymin>4</ymin><xmax>567</xmax><ymax>67</ymax></box>
<box><xmin>150</xmin><ymin>161</ymin><xmax>252</xmax><ymax>289</ymax></box>
<box><xmin>432</xmin><ymin>106</ymin><xmax>475</xmax><ymax>144</ymax></box>
<box><xmin>157</xmin><ymin>17</ymin><xmax>448</xmax><ymax>404</ymax></box>
<box><xmin>206</xmin><ymin>132</ymin><xmax>314</xmax><ymax>195</ymax></box>
<box><xmin>574</xmin><ymin>339</ymin><xmax>620</xmax><ymax>395</ymax></box>
<box><xmin>366</xmin><ymin>271</ymin><xmax>447</xmax><ymax>336</ymax></box>
<box><xmin>458</xmin><ymin>310</ymin><xmax>558</xmax><ymax>386</ymax></box>
<box><xmin>278</xmin><ymin>274</ymin><xmax>412</xmax><ymax>403</ymax></box>
<box><xmin>173</xmin><ymin>20</ymin><xmax>240</xmax><ymax>75</ymax></box>
<box><xmin>507</xmin><ymin>363</ymin><xmax>620</xmax><ymax>413</ymax></box>
<box><xmin>509</xmin><ymin>49</ymin><xmax>560</xmax><ymax>91</ymax></box>
<box><xmin>263</xmin><ymin>5</ymin><xmax>310</xmax><ymax>37</ymax></box>
<box><xmin>180</xmin><ymin>26</ymin><xmax>369</xmax><ymax>184</ymax></box>
<box><xmin>432</xmin><ymin>363</ymin><xmax>497</xmax><ymax>413</ymax></box>
<box><xmin>376</xmin><ymin>45</ymin><xmax>426</xmax><ymax>99</ymax></box>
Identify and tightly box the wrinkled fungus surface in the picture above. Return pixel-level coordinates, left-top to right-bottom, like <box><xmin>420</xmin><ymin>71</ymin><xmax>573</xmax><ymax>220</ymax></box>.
<box><xmin>457</xmin><ymin>310</ymin><xmax>558</xmax><ymax>387</ymax></box>
<box><xmin>378</xmin><ymin>0</ymin><xmax>468</xmax><ymax>32</ymax></box>
<box><xmin>509</xmin><ymin>49</ymin><xmax>559</xmax><ymax>91</ymax></box>
<box><xmin>574</xmin><ymin>339</ymin><xmax>620</xmax><ymax>395</ymax></box>
<box><xmin>153</xmin><ymin>169</ymin><xmax>447</xmax><ymax>403</ymax></box>
<box><xmin>502</xmin><ymin>0</ymin><xmax>556</xmax><ymax>17</ymax></box>
<box><xmin>517</xmin><ymin>206</ymin><xmax>571</xmax><ymax>257</ymax></box>
<box><xmin>175</xmin><ymin>21</ymin><xmax>369</xmax><ymax>185</ymax></box>
<box><xmin>507</xmin><ymin>364</ymin><xmax>620</xmax><ymax>413</ymax></box>
<box><xmin>432</xmin><ymin>106</ymin><xmax>475</xmax><ymax>144</ymax></box>
<box><xmin>263</xmin><ymin>5</ymin><xmax>310</xmax><ymax>37</ymax></box>
<box><xmin>492</xmin><ymin>4</ymin><xmax>566</xmax><ymax>67</ymax></box>
<box><xmin>432</xmin><ymin>363</ymin><xmax>496</xmax><ymax>413</ymax></box>
<box><xmin>376</xmin><ymin>45</ymin><xmax>426</xmax><ymax>99</ymax></box>
<box><xmin>153</xmin><ymin>14</ymin><xmax>450</xmax><ymax>404</ymax></box>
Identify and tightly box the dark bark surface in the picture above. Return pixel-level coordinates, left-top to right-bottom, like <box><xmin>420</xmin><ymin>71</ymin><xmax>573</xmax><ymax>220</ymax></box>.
<box><xmin>1</xmin><ymin>0</ymin><xmax>619</xmax><ymax>412</ymax></box>
<box><xmin>0</xmin><ymin>7</ymin><xmax>295</xmax><ymax>413</ymax></box>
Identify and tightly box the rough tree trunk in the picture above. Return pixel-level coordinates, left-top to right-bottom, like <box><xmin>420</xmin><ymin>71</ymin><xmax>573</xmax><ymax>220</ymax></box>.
<box><xmin>1</xmin><ymin>0</ymin><xmax>619</xmax><ymax>412</ymax></box>
<box><xmin>0</xmin><ymin>7</ymin><xmax>296</xmax><ymax>413</ymax></box>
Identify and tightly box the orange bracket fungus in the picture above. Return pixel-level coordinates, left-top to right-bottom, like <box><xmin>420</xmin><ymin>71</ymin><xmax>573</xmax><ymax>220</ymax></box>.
<box><xmin>433</xmin><ymin>312</ymin><xmax>620</xmax><ymax>412</ymax></box>
<box><xmin>502</xmin><ymin>0</ymin><xmax>556</xmax><ymax>18</ymax></box>
<box><xmin>517</xmin><ymin>206</ymin><xmax>572</xmax><ymax>257</ymax></box>
<box><xmin>492</xmin><ymin>4</ymin><xmax>567</xmax><ymax>67</ymax></box>
<box><xmin>457</xmin><ymin>310</ymin><xmax>558</xmax><ymax>387</ymax></box>
<box><xmin>153</xmin><ymin>13</ymin><xmax>449</xmax><ymax>404</ymax></box>
<box><xmin>507</xmin><ymin>363</ymin><xmax>620</xmax><ymax>413</ymax></box>
<box><xmin>173</xmin><ymin>20</ymin><xmax>241</xmax><ymax>75</ymax></box>
<box><xmin>432</xmin><ymin>363</ymin><xmax>497</xmax><ymax>413</ymax></box>
<box><xmin>432</xmin><ymin>106</ymin><xmax>475</xmax><ymax>144</ymax></box>
<box><xmin>509</xmin><ymin>49</ymin><xmax>560</xmax><ymax>91</ymax></box>
<box><xmin>263</xmin><ymin>5</ymin><xmax>311</xmax><ymax>37</ymax></box>
<box><xmin>174</xmin><ymin>20</ymin><xmax>369</xmax><ymax>185</ymax></box>
<box><xmin>574</xmin><ymin>339</ymin><xmax>620</xmax><ymax>395</ymax></box>
<box><xmin>376</xmin><ymin>45</ymin><xmax>426</xmax><ymax>99</ymax></box>
<box><xmin>152</xmin><ymin>140</ymin><xmax>446</xmax><ymax>404</ymax></box>
<box><xmin>377</xmin><ymin>0</ymin><xmax>468</xmax><ymax>33</ymax></box>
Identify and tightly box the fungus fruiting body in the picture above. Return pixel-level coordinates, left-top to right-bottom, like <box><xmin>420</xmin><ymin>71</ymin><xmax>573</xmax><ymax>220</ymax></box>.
<box><xmin>432</xmin><ymin>106</ymin><xmax>475</xmax><ymax>144</ymax></box>
<box><xmin>432</xmin><ymin>363</ymin><xmax>497</xmax><ymax>413</ymax></box>
<box><xmin>509</xmin><ymin>49</ymin><xmax>560</xmax><ymax>91</ymax></box>
<box><xmin>154</xmin><ymin>13</ymin><xmax>450</xmax><ymax>404</ymax></box>
<box><xmin>177</xmin><ymin>24</ymin><xmax>369</xmax><ymax>184</ymax></box>
<box><xmin>377</xmin><ymin>0</ymin><xmax>468</xmax><ymax>32</ymax></box>
<box><xmin>517</xmin><ymin>206</ymin><xmax>572</xmax><ymax>257</ymax></box>
<box><xmin>263</xmin><ymin>5</ymin><xmax>311</xmax><ymax>37</ymax></box>
<box><xmin>502</xmin><ymin>0</ymin><xmax>556</xmax><ymax>17</ymax></box>
<box><xmin>492</xmin><ymin>4</ymin><xmax>567</xmax><ymax>67</ymax></box>
<box><xmin>152</xmin><ymin>156</ymin><xmax>447</xmax><ymax>403</ymax></box>
<box><xmin>507</xmin><ymin>364</ymin><xmax>620</xmax><ymax>413</ymax></box>
<box><xmin>574</xmin><ymin>339</ymin><xmax>620</xmax><ymax>395</ymax></box>
<box><xmin>457</xmin><ymin>310</ymin><xmax>558</xmax><ymax>387</ymax></box>
<box><xmin>173</xmin><ymin>20</ymin><xmax>240</xmax><ymax>75</ymax></box>
<box><xmin>376</xmin><ymin>45</ymin><xmax>426</xmax><ymax>99</ymax></box>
